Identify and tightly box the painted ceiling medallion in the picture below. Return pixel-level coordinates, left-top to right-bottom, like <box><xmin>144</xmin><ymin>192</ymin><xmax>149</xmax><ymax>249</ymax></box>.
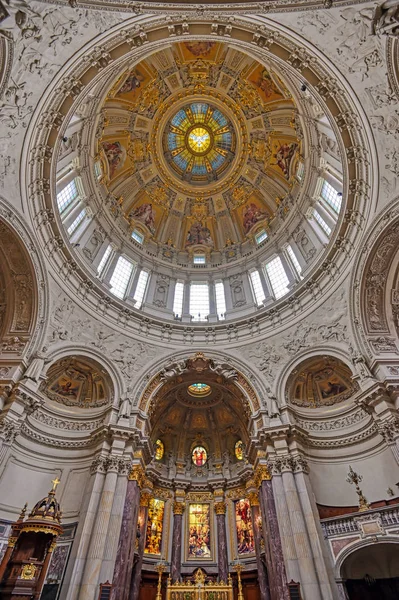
<box><xmin>164</xmin><ymin>102</ymin><xmax>235</xmax><ymax>185</ymax></box>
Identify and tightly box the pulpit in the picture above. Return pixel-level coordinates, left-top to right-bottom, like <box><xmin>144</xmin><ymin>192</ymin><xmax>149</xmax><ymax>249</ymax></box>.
<box><xmin>0</xmin><ymin>478</ymin><xmax>63</xmax><ymax>600</ymax></box>
<box><xmin>166</xmin><ymin>568</ymin><xmax>234</xmax><ymax>600</ymax></box>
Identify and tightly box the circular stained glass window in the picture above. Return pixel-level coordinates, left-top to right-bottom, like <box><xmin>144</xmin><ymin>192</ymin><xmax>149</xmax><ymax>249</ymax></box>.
<box><xmin>192</xmin><ymin>446</ymin><xmax>207</xmax><ymax>466</ymax></box>
<box><xmin>188</xmin><ymin>383</ymin><xmax>211</xmax><ymax>397</ymax></box>
<box><xmin>164</xmin><ymin>102</ymin><xmax>235</xmax><ymax>185</ymax></box>
<box><xmin>155</xmin><ymin>439</ymin><xmax>164</xmax><ymax>460</ymax></box>
<box><xmin>235</xmin><ymin>440</ymin><xmax>244</xmax><ymax>461</ymax></box>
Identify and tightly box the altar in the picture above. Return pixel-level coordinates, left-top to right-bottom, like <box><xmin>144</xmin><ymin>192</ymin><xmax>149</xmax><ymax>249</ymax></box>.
<box><xmin>166</xmin><ymin>568</ymin><xmax>234</xmax><ymax>600</ymax></box>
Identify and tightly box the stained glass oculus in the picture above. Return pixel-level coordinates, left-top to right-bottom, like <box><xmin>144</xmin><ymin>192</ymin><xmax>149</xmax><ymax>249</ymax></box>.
<box><xmin>188</xmin><ymin>383</ymin><xmax>211</xmax><ymax>396</ymax></box>
<box><xmin>164</xmin><ymin>102</ymin><xmax>235</xmax><ymax>185</ymax></box>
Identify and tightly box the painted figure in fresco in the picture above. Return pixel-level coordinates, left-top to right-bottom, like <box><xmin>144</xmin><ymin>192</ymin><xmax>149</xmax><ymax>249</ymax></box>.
<box><xmin>254</xmin><ymin>69</ymin><xmax>279</xmax><ymax>99</ymax></box>
<box><xmin>184</xmin><ymin>41</ymin><xmax>215</xmax><ymax>57</ymax></box>
<box><xmin>242</xmin><ymin>202</ymin><xmax>268</xmax><ymax>234</ymax></box>
<box><xmin>118</xmin><ymin>70</ymin><xmax>144</xmax><ymax>95</ymax></box>
<box><xmin>235</xmin><ymin>499</ymin><xmax>255</xmax><ymax>555</ymax></box>
<box><xmin>185</xmin><ymin>221</ymin><xmax>214</xmax><ymax>247</ymax></box>
<box><xmin>129</xmin><ymin>202</ymin><xmax>156</xmax><ymax>233</ymax></box>
<box><xmin>51</xmin><ymin>378</ymin><xmax>79</xmax><ymax>398</ymax></box>
<box><xmin>273</xmin><ymin>142</ymin><xmax>297</xmax><ymax>179</ymax></box>
<box><xmin>320</xmin><ymin>379</ymin><xmax>347</xmax><ymax>398</ymax></box>
<box><xmin>102</xmin><ymin>141</ymin><xmax>124</xmax><ymax>178</ymax></box>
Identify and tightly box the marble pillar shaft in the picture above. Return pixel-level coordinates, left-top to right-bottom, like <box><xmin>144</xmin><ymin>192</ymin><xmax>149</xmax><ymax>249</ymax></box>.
<box><xmin>215</xmin><ymin>513</ymin><xmax>229</xmax><ymax>583</ymax></box>
<box><xmin>111</xmin><ymin>479</ymin><xmax>140</xmax><ymax>600</ymax></box>
<box><xmin>250</xmin><ymin>504</ymin><xmax>271</xmax><ymax>600</ymax></box>
<box><xmin>129</xmin><ymin>505</ymin><xmax>148</xmax><ymax>600</ymax></box>
<box><xmin>78</xmin><ymin>468</ymin><xmax>119</xmax><ymax>600</ymax></box>
<box><xmin>260</xmin><ymin>480</ymin><xmax>290</xmax><ymax>600</ymax></box>
<box><xmin>170</xmin><ymin>513</ymin><xmax>183</xmax><ymax>582</ymax></box>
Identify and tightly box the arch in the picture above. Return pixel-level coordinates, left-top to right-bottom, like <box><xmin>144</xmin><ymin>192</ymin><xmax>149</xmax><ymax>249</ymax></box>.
<box><xmin>0</xmin><ymin>203</ymin><xmax>48</xmax><ymax>363</ymax></box>
<box><xmin>350</xmin><ymin>196</ymin><xmax>399</xmax><ymax>360</ymax></box>
<box><xmin>132</xmin><ymin>349</ymin><xmax>267</xmax><ymax>419</ymax></box>
<box><xmin>275</xmin><ymin>345</ymin><xmax>356</xmax><ymax>409</ymax></box>
<box><xmin>41</xmin><ymin>344</ymin><xmax>125</xmax><ymax>409</ymax></box>
<box><xmin>334</xmin><ymin>536</ymin><xmax>399</xmax><ymax>579</ymax></box>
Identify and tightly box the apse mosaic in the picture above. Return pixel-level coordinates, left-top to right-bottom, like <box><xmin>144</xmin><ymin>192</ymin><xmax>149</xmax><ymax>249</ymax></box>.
<box><xmin>42</xmin><ymin>357</ymin><xmax>111</xmax><ymax>408</ymax></box>
<box><xmin>192</xmin><ymin>446</ymin><xmax>208</xmax><ymax>466</ymax></box>
<box><xmin>288</xmin><ymin>356</ymin><xmax>358</xmax><ymax>408</ymax></box>
<box><xmin>235</xmin><ymin>498</ymin><xmax>255</xmax><ymax>556</ymax></box>
<box><xmin>144</xmin><ymin>498</ymin><xmax>165</xmax><ymax>556</ymax></box>
<box><xmin>188</xmin><ymin>504</ymin><xmax>211</xmax><ymax>559</ymax></box>
<box><xmin>163</xmin><ymin>103</ymin><xmax>235</xmax><ymax>185</ymax></box>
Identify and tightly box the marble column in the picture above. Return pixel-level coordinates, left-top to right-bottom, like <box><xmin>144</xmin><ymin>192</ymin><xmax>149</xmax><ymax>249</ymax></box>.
<box><xmin>78</xmin><ymin>458</ymin><xmax>119</xmax><ymax>600</ymax></box>
<box><xmin>249</xmin><ymin>494</ymin><xmax>271</xmax><ymax>600</ymax></box>
<box><xmin>259</xmin><ymin>477</ymin><xmax>290</xmax><ymax>600</ymax></box>
<box><xmin>111</xmin><ymin>467</ymin><xmax>143</xmax><ymax>600</ymax></box>
<box><xmin>170</xmin><ymin>502</ymin><xmax>185</xmax><ymax>582</ymax></box>
<box><xmin>129</xmin><ymin>494</ymin><xmax>150</xmax><ymax>600</ymax></box>
<box><xmin>214</xmin><ymin>502</ymin><xmax>229</xmax><ymax>583</ymax></box>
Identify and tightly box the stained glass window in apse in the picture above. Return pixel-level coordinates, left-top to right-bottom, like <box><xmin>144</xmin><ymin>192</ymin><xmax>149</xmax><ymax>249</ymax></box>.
<box><xmin>144</xmin><ymin>498</ymin><xmax>165</xmax><ymax>555</ymax></box>
<box><xmin>235</xmin><ymin>498</ymin><xmax>255</xmax><ymax>555</ymax></box>
<box><xmin>235</xmin><ymin>440</ymin><xmax>244</xmax><ymax>461</ymax></box>
<box><xmin>192</xmin><ymin>446</ymin><xmax>207</xmax><ymax>466</ymax></box>
<box><xmin>154</xmin><ymin>439</ymin><xmax>164</xmax><ymax>460</ymax></box>
<box><xmin>188</xmin><ymin>504</ymin><xmax>211</xmax><ymax>559</ymax></box>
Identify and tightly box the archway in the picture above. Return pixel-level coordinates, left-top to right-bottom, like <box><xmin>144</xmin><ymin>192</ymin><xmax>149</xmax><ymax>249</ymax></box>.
<box><xmin>341</xmin><ymin>542</ymin><xmax>399</xmax><ymax>600</ymax></box>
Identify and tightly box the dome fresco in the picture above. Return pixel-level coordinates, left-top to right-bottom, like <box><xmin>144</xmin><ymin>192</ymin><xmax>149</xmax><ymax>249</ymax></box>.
<box><xmin>55</xmin><ymin>38</ymin><xmax>344</xmax><ymax>323</ymax></box>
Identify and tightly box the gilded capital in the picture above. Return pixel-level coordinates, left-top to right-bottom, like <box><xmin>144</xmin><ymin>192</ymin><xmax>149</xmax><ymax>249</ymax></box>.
<box><xmin>173</xmin><ymin>501</ymin><xmax>185</xmax><ymax>515</ymax></box>
<box><xmin>214</xmin><ymin>501</ymin><xmax>227</xmax><ymax>515</ymax></box>
<box><xmin>248</xmin><ymin>492</ymin><xmax>260</xmax><ymax>506</ymax></box>
<box><xmin>128</xmin><ymin>465</ymin><xmax>146</xmax><ymax>487</ymax></box>
<box><xmin>140</xmin><ymin>492</ymin><xmax>152</xmax><ymax>507</ymax></box>
<box><xmin>254</xmin><ymin>465</ymin><xmax>271</xmax><ymax>487</ymax></box>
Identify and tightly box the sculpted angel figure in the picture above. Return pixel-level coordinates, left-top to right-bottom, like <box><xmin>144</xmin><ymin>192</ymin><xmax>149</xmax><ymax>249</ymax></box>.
<box><xmin>118</xmin><ymin>396</ymin><xmax>132</xmax><ymax>418</ymax></box>
<box><xmin>160</xmin><ymin>361</ymin><xmax>186</xmax><ymax>380</ymax></box>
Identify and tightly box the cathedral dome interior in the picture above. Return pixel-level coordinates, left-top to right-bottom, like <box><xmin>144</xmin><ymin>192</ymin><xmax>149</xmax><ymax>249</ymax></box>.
<box><xmin>1</xmin><ymin>2</ymin><xmax>399</xmax><ymax>600</ymax></box>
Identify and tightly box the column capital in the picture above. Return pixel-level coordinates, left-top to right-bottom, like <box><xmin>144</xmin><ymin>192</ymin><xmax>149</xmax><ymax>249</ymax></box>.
<box><xmin>90</xmin><ymin>455</ymin><xmax>108</xmax><ymax>474</ymax></box>
<box><xmin>248</xmin><ymin>492</ymin><xmax>260</xmax><ymax>506</ymax></box>
<box><xmin>377</xmin><ymin>418</ymin><xmax>399</xmax><ymax>443</ymax></box>
<box><xmin>140</xmin><ymin>491</ymin><xmax>152</xmax><ymax>507</ymax></box>
<box><xmin>214</xmin><ymin>501</ymin><xmax>227</xmax><ymax>515</ymax></box>
<box><xmin>128</xmin><ymin>465</ymin><xmax>146</xmax><ymax>487</ymax></box>
<box><xmin>254</xmin><ymin>465</ymin><xmax>272</xmax><ymax>486</ymax></box>
<box><xmin>173</xmin><ymin>501</ymin><xmax>185</xmax><ymax>515</ymax></box>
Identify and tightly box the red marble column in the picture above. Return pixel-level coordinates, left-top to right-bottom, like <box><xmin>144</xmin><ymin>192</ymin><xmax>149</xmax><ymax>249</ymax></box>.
<box><xmin>170</xmin><ymin>502</ymin><xmax>184</xmax><ymax>583</ymax></box>
<box><xmin>249</xmin><ymin>497</ymin><xmax>271</xmax><ymax>600</ymax></box>
<box><xmin>259</xmin><ymin>478</ymin><xmax>289</xmax><ymax>600</ymax></box>
<box><xmin>214</xmin><ymin>502</ymin><xmax>229</xmax><ymax>583</ymax></box>
<box><xmin>111</xmin><ymin>469</ymin><xmax>142</xmax><ymax>600</ymax></box>
<box><xmin>129</xmin><ymin>497</ymin><xmax>149</xmax><ymax>600</ymax></box>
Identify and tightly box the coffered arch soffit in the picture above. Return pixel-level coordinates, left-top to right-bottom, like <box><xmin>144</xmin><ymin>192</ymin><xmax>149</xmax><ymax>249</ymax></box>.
<box><xmin>350</xmin><ymin>196</ymin><xmax>399</xmax><ymax>361</ymax></box>
<box><xmin>24</xmin><ymin>15</ymin><xmax>377</xmax><ymax>343</ymax></box>
<box><xmin>134</xmin><ymin>350</ymin><xmax>266</xmax><ymax>425</ymax></box>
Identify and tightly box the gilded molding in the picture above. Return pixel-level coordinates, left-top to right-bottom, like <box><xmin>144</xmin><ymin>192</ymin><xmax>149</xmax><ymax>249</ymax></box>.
<box><xmin>129</xmin><ymin>465</ymin><xmax>146</xmax><ymax>487</ymax></box>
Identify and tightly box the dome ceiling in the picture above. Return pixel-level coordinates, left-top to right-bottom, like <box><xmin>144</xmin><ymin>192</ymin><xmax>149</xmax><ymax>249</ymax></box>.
<box><xmin>97</xmin><ymin>41</ymin><xmax>301</xmax><ymax>253</ymax></box>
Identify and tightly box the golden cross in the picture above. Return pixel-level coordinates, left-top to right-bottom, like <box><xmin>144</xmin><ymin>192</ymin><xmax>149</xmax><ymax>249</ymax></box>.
<box><xmin>51</xmin><ymin>477</ymin><xmax>61</xmax><ymax>491</ymax></box>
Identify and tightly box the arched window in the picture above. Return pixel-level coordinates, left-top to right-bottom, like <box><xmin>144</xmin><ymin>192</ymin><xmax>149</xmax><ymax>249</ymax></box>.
<box><xmin>192</xmin><ymin>446</ymin><xmax>207</xmax><ymax>466</ymax></box>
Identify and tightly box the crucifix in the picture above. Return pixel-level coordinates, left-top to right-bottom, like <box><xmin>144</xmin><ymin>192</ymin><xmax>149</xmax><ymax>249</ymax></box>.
<box><xmin>51</xmin><ymin>477</ymin><xmax>61</xmax><ymax>492</ymax></box>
